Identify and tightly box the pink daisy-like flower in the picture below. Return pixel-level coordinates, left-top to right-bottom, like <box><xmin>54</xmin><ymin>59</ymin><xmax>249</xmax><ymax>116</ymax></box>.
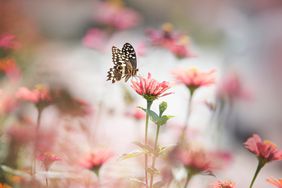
<box><xmin>80</xmin><ymin>150</ymin><xmax>112</xmax><ymax>175</ymax></box>
<box><xmin>131</xmin><ymin>73</ymin><xmax>172</xmax><ymax>102</ymax></box>
<box><xmin>172</xmin><ymin>67</ymin><xmax>216</xmax><ymax>94</ymax></box>
<box><xmin>0</xmin><ymin>34</ymin><xmax>20</xmax><ymax>50</ymax></box>
<box><xmin>37</xmin><ymin>152</ymin><xmax>61</xmax><ymax>171</ymax></box>
<box><xmin>16</xmin><ymin>85</ymin><xmax>52</xmax><ymax>108</ymax></box>
<box><xmin>211</xmin><ymin>180</ymin><xmax>236</xmax><ymax>188</ymax></box>
<box><xmin>267</xmin><ymin>177</ymin><xmax>282</xmax><ymax>188</ymax></box>
<box><xmin>179</xmin><ymin>149</ymin><xmax>213</xmax><ymax>174</ymax></box>
<box><xmin>244</xmin><ymin>134</ymin><xmax>282</xmax><ymax>162</ymax></box>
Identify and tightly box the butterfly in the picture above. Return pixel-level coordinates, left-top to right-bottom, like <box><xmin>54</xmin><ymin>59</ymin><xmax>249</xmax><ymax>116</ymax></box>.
<box><xmin>107</xmin><ymin>43</ymin><xmax>138</xmax><ymax>83</ymax></box>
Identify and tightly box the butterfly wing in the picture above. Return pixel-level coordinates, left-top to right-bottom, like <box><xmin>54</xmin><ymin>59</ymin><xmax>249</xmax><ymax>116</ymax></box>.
<box><xmin>122</xmin><ymin>43</ymin><xmax>137</xmax><ymax>69</ymax></box>
<box><xmin>107</xmin><ymin>46</ymin><xmax>127</xmax><ymax>83</ymax></box>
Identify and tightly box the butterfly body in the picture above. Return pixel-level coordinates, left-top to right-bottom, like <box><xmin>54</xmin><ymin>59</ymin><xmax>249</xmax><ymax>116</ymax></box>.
<box><xmin>107</xmin><ymin>43</ymin><xmax>138</xmax><ymax>83</ymax></box>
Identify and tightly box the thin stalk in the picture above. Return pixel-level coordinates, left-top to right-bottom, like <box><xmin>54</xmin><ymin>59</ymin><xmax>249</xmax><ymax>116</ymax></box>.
<box><xmin>183</xmin><ymin>171</ymin><xmax>194</xmax><ymax>188</ymax></box>
<box><xmin>144</xmin><ymin>100</ymin><xmax>152</xmax><ymax>188</ymax></box>
<box><xmin>32</xmin><ymin>107</ymin><xmax>43</xmax><ymax>175</ymax></box>
<box><xmin>46</xmin><ymin>177</ymin><xmax>48</xmax><ymax>187</ymax></box>
<box><xmin>149</xmin><ymin>125</ymin><xmax>161</xmax><ymax>188</ymax></box>
<box><xmin>249</xmin><ymin>159</ymin><xmax>265</xmax><ymax>188</ymax></box>
<box><xmin>179</xmin><ymin>90</ymin><xmax>194</xmax><ymax>143</ymax></box>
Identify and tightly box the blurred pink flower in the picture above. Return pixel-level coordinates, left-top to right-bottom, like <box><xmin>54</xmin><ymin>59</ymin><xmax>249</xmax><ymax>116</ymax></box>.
<box><xmin>94</xmin><ymin>2</ymin><xmax>140</xmax><ymax>30</ymax></box>
<box><xmin>146</xmin><ymin>23</ymin><xmax>193</xmax><ymax>59</ymax></box>
<box><xmin>168</xmin><ymin>43</ymin><xmax>193</xmax><ymax>59</ymax></box>
<box><xmin>267</xmin><ymin>177</ymin><xmax>282</xmax><ymax>188</ymax></box>
<box><xmin>0</xmin><ymin>58</ymin><xmax>21</xmax><ymax>81</ymax></box>
<box><xmin>37</xmin><ymin>152</ymin><xmax>61</xmax><ymax>170</ymax></box>
<box><xmin>211</xmin><ymin>180</ymin><xmax>236</xmax><ymax>188</ymax></box>
<box><xmin>80</xmin><ymin>150</ymin><xmax>112</xmax><ymax>175</ymax></box>
<box><xmin>131</xmin><ymin>73</ymin><xmax>172</xmax><ymax>102</ymax></box>
<box><xmin>0</xmin><ymin>90</ymin><xmax>17</xmax><ymax>114</ymax></box>
<box><xmin>244</xmin><ymin>134</ymin><xmax>282</xmax><ymax>162</ymax></box>
<box><xmin>126</xmin><ymin>108</ymin><xmax>146</xmax><ymax>121</ymax></box>
<box><xmin>82</xmin><ymin>28</ymin><xmax>108</xmax><ymax>50</ymax></box>
<box><xmin>0</xmin><ymin>34</ymin><xmax>20</xmax><ymax>50</ymax></box>
<box><xmin>217</xmin><ymin>72</ymin><xmax>251</xmax><ymax>101</ymax></box>
<box><xmin>179</xmin><ymin>149</ymin><xmax>213</xmax><ymax>174</ymax></box>
<box><xmin>172</xmin><ymin>67</ymin><xmax>216</xmax><ymax>93</ymax></box>
<box><xmin>16</xmin><ymin>85</ymin><xmax>52</xmax><ymax>108</ymax></box>
<box><xmin>7</xmin><ymin>117</ymin><xmax>35</xmax><ymax>144</ymax></box>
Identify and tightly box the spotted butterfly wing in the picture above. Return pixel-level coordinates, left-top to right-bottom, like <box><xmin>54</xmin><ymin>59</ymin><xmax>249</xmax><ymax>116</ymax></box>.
<box><xmin>107</xmin><ymin>43</ymin><xmax>138</xmax><ymax>83</ymax></box>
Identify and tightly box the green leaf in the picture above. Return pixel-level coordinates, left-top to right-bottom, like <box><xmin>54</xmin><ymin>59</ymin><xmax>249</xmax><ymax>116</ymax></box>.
<box><xmin>120</xmin><ymin>150</ymin><xmax>145</xmax><ymax>160</ymax></box>
<box><xmin>148</xmin><ymin>110</ymin><xmax>161</xmax><ymax>125</ymax></box>
<box><xmin>159</xmin><ymin>101</ymin><xmax>167</xmax><ymax>116</ymax></box>
<box><xmin>157</xmin><ymin>115</ymin><xmax>174</xmax><ymax>126</ymax></box>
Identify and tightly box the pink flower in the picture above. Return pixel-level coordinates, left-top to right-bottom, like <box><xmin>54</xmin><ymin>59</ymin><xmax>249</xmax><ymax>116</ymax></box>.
<box><xmin>94</xmin><ymin>2</ymin><xmax>140</xmax><ymax>30</ymax></box>
<box><xmin>211</xmin><ymin>180</ymin><xmax>236</xmax><ymax>188</ymax></box>
<box><xmin>37</xmin><ymin>152</ymin><xmax>61</xmax><ymax>170</ymax></box>
<box><xmin>179</xmin><ymin>149</ymin><xmax>213</xmax><ymax>173</ymax></box>
<box><xmin>0</xmin><ymin>34</ymin><xmax>20</xmax><ymax>50</ymax></box>
<box><xmin>0</xmin><ymin>59</ymin><xmax>21</xmax><ymax>81</ymax></box>
<box><xmin>217</xmin><ymin>72</ymin><xmax>251</xmax><ymax>101</ymax></box>
<box><xmin>82</xmin><ymin>28</ymin><xmax>108</xmax><ymax>51</ymax></box>
<box><xmin>80</xmin><ymin>150</ymin><xmax>112</xmax><ymax>175</ymax></box>
<box><xmin>0</xmin><ymin>90</ymin><xmax>17</xmax><ymax>114</ymax></box>
<box><xmin>126</xmin><ymin>108</ymin><xmax>146</xmax><ymax>121</ymax></box>
<box><xmin>145</xmin><ymin>23</ymin><xmax>194</xmax><ymax>59</ymax></box>
<box><xmin>244</xmin><ymin>134</ymin><xmax>282</xmax><ymax>162</ymax></box>
<box><xmin>131</xmin><ymin>73</ymin><xmax>172</xmax><ymax>101</ymax></box>
<box><xmin>267</xmin><ymin>177</ymin><xmax>282</xmax><ymax>188</ymax></box>
<box><xmin>16</xmin><ymin>85</ymin><xmax>52</xmax><ymax>108</ymax></box>
<box><xmin>172</xmin><ymin>67</ymin><xmax>216</xmax><ymax>93</ymax></box>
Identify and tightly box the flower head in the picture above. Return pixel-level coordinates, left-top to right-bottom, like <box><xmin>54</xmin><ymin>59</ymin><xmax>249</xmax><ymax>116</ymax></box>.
<box><xmin>80</xmin><ymin>150</ymin><xmax>112</xmax><ymax>175</ymax></box>
<box><xmin>16</xmin><ymin>85</ymin><xmax>52</xmax><ymax>109</ymax></box>
<box><xmin>94</xmin><ymin>2</ymin><xmax>140</xmax><ymax>30</ymax></box>
<box><xmin>211</xmin><ymin>180</ymin><xmax>236</xmax><ymax>188</ymax></box>
<box><xmin>37</xmin><ymin>152</ymin><xmax>61</xmax><ymax>171</ymax></box>
<box><xmin>267</xmin><ymin>177</ymin><xmax>282</xmax><ymax>188</ymax></box>
<box><xmin>0</xmin><ymin>34</ymin><xmax>20</xmax><ymax>50</ymax></box>
<box><xmin>178</xmin><ymin>149</ymin><xmax>213</xmax><ymax>174</ymax></box>
<box><xmin>131</xmin><ymin>73</ymin><xmax>172</xmax><ymax>102</ymax></box>
<box><xmin>244</xmin><ymin>134</ymin><xmax>282</xmax><ymax>162</ymax></box>
<box><xmin>145</xmin><ymin>23</ymin><xmax>194</xmax><ymax>59</ymax></box>
<box><xmin>172</xmin><ymin>67</ymin><xmax>216</xmax><ymax>94</ymax></box>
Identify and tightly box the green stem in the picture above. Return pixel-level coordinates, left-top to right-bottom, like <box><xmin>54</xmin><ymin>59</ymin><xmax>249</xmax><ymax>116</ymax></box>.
<box><xmin>32</xmin><ymin>107</ymin><xmax>43</xmax><ymax>175</ymax></box>
<box><xmin>183</xmin><ymin>171</ymin><xmax>194</xmax><ymax>188</ymax></box>
<box><xmin>249</xmin><ymin>159</ymin><xmax>265</xmax><ymax>188</ymax></box>
<box><xmin>145</xmin><ymin>100</ymin><xmax>152</xmax><ymax>188</ymax></box>
<box><xmin>149</xmin><ymin>125</ymin><xmax>161</xmax><ymax>188</ymax></box>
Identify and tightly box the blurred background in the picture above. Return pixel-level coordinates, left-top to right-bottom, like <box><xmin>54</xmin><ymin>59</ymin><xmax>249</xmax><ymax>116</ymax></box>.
<box><xmin>0</xmin><ymin>0</ymin><xmax>282</xmax><ymax>187</ymax></box>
